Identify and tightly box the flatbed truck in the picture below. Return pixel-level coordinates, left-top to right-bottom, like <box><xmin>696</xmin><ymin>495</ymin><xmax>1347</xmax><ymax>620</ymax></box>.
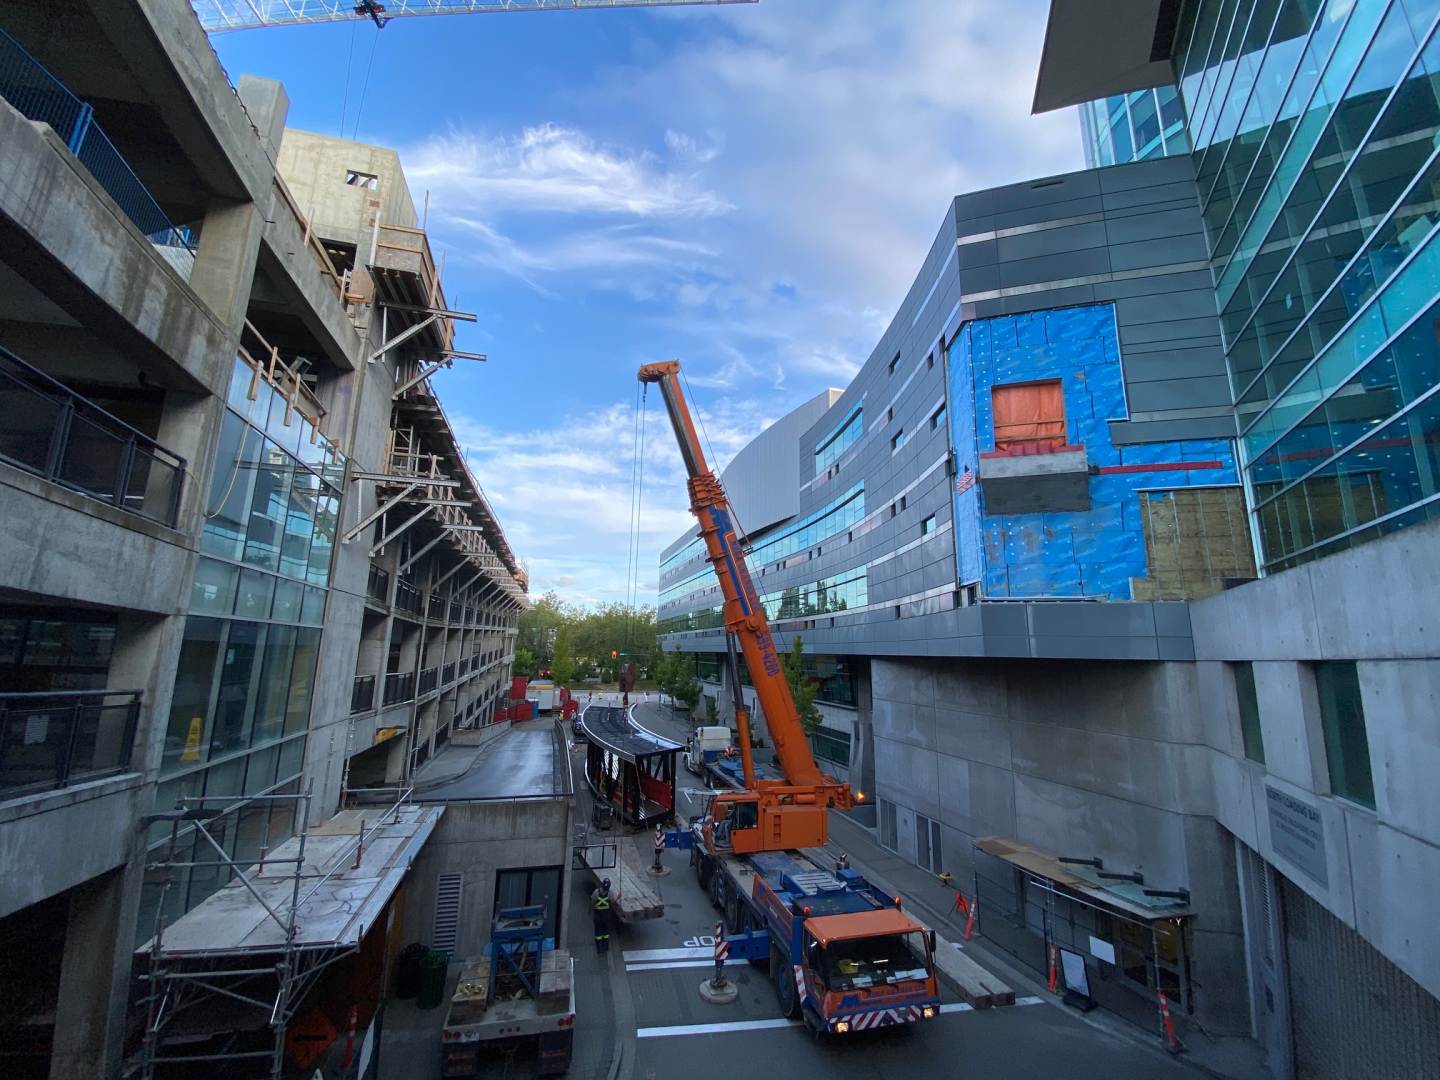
<box><xmin>440</xmin><ymin>907</ymin><xmax>575</xmax><ymax>1077</ymax></box>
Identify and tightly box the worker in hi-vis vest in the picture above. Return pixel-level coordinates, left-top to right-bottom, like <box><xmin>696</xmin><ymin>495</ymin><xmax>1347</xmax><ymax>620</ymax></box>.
<box><xmin>591</xmin><ymin>878</ymin><xmax>612</xmax><ymax>953</ymax></box>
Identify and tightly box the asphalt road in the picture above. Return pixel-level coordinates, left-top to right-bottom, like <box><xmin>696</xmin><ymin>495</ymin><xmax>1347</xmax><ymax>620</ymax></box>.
<box><xmin>572</xmin><ymin>701</ymin><xmax>1205</xmax><ymax>1080</ymax></box>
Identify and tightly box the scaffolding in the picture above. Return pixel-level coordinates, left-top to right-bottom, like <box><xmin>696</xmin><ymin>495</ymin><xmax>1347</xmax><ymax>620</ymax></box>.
<box><xmin>138</xmin><ymin>785</ymin><xmax>428</xmax><ymax>1078</ymax></box>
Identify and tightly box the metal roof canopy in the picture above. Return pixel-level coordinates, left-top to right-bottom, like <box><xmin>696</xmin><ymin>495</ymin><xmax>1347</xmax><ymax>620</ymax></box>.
<box><xmin>975</xmin><ymin>836</ymin><xmax>1191</xmax><ymax>920</ymax></box>
<box><xmin>579</xmin><ymin>705</ymin><xmax>682</xmax><ymax>763</ymax></box>
<box><xmin>138</xmin><ymin>805</ymin><xmax>442</xmax><ymax>957</ymax></box>
<box><xmin>1031</xmin><ymin>0</ymin><xmax>1181</xmax><ymax>113</ymax></box>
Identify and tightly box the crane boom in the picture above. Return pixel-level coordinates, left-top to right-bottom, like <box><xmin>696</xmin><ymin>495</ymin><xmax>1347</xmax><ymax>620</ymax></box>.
<box><xmin>192</xmin><ymin>0</ymin><xmax>756</xmax><ymax>33</ymax></box>
<box><xmin>641</xmin><ymin>360</ymin><xmax>850</xmax><ymax>853</ymax></box>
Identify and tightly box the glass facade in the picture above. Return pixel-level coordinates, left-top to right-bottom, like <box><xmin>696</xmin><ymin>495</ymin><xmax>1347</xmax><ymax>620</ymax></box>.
<box><xmin>1176</xmin><ymin>0</ymin><xmax>1440</xmax><ymax>570</ymax></box>
<box><xmin>1079</xmin><ymin>85</ymin><xmax>1192</xmax><ymax>166</ymax></box>
<box><xmin>658</xmin><ymin>569</ymin><xmax>868</xmax><ymax>634</ymax></box>
<box><xmin>813</xmin><ymin>407</ymin><xmax>863</xmax><ymax>475</ymax></box>
<box><xmin>142</xmin><ymin>355</ymin><xmax>345</xmax><ymax>931</ymax></box>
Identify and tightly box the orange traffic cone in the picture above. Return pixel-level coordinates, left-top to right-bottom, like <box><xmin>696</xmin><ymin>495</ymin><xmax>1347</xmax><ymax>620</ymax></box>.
<box><xmin>963</xmin><ymin>898</ymin><xmax>976</xmax><ymax>941</ymax></box>
<box><xmin>1047</xmin><ymin>944</ymin><xmax>1059</xmax><ymax>994</ymax></box>
<box><xmin>1157</xmin><ymin>989</ymin><xmax>1182</xmax><ymax>1053</ymax></box>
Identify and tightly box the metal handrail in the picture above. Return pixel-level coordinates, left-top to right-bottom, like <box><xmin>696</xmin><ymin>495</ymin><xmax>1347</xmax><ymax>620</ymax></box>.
<box><xmin>0</xmin><ymin>27</ymin><xmax>194</xmax><ymax>260</ymax></box>
<box><xmin>0</xmin><ymin>345</ymin><xmax>186</xmax><ymax>525</ymax></box>
<box><xmin>0</xmin><ymin>688</ymin><xmax>142</xmax><ymax>794</ymax></box>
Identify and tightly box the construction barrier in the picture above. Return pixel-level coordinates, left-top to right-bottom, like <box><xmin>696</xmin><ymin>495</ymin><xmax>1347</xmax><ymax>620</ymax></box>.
<box><xmin>1158</xmin><ymin>989</ymin><xmax>1183</xmax><ymax>1053</ymax></box>
<box><xmin>1047</xmin><ymin>943</ymin><xmax>1059</xmax><ymax>994</ymax></box>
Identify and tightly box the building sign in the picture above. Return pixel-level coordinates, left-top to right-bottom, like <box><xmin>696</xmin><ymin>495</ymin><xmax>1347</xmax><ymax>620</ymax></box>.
<box><xmin>1266</xmin><ymin>785</ymin><xmax>1328</xmax><ymax>886</ymax></box>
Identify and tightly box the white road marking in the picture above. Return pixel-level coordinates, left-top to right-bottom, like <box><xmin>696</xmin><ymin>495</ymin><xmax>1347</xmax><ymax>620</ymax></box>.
<box><xmin>626</xmin><ymin>960</ymin><xmax>715</xmax><ymax>972</ymax></box>
<box><xmin>623</xmin><ymin>946</ymin><xmax>713</xmax><ymax>962</ymax></box>
<box><xmin>637</xmin><ymin>1018</ymin><xmax>801</xmax><ymax>1039</ymax></box>
<box><xmin>635</xmin><ymin>995</ymin><xmax>1045</xmax><ymax>1038</ymax></box>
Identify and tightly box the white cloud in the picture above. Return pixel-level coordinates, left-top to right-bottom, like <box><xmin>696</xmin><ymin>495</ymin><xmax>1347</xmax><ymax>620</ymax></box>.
<box><xmin>445</xmin><ymin>386</ymin><xmax>775</xmax><ymax>607</ymax></box>
<box><xmin>407</xmin><ymin>122</ymin><xmax>732</xmax><ymax>219</ymax></box>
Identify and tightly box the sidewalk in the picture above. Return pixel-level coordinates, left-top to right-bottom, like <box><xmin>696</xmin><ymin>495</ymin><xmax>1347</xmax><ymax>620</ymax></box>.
<box><xmin>819</xmin><ymin>812</ymin><xmax>1267</xmax><ymax>1080</ymax></box>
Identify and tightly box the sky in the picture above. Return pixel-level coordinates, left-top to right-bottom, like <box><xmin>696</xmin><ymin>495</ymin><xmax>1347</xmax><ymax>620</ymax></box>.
<box><xmin>212</xmin><ymin>0</ymin><xmax>1084</xmax><ymax>608</ymax></box>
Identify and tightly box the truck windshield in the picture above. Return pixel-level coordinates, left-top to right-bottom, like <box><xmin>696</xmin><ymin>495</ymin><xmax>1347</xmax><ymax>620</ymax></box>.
<box><xmin>819</xmin><ymin>932</ymin><xmax>930</xmax><ymax>990</ymax></box>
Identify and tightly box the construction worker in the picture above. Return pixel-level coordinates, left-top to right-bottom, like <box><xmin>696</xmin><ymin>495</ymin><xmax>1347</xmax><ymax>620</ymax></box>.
<box><xmin>591</xmin><ymin>878</ymin><xmax>612</xmax><ymax>953</ymax></box>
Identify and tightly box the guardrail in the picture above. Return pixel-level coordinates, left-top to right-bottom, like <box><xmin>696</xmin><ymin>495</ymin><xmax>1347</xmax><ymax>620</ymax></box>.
<box><xmin>0</xmin><ymin>346</ymin><xmax>185</xmax><ymax>525</ymax></box>
<box><xmin>418</xmin><ymin>667</ymin><xmax>438</xmax><ymax>697</ymax></box>
<box><xmin>367</xmin><ymin>564</ymin><xmax>389</xmax><ymax>604</ymax></box>
<box><xmin>0</xmin><ymin>689</ymin><xmax>141</xmax><ymax>796</ymax></box>
<box><xmin>0</xmin><ymin>28</ymin><xmax>195</xmax><ymax>272</ymax></box>
<box><xmin>351</xmin><ymin>675</ymin><xmax>375</xmax><ymax>714</ymax></box>
<box><xmin>382</xmin><ymin>671</ymin><xmax>414</xmax><ymax>707</ymax></box>
<box><xmin>395</xmin><ymin>579</ymin><xmax>423</xmax><ymax>616</ymax></box>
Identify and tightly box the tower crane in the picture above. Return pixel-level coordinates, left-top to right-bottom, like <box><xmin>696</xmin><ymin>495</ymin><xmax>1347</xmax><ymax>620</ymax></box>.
<box><xmin>192</xmin><ymin>0</ymin><xmax>756</xmax><ymax>33</ymax></box>
<box><xmin>639</xmin><ymin>360</ymin><xmax>852</xmax><ymax>856</ymax></box>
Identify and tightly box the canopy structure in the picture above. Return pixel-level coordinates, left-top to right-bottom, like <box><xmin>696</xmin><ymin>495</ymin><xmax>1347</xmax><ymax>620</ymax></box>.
<box><xmin>578</xmin><ymin>705</ymin><xmax>681</xmax><ymax>827</ymax></box>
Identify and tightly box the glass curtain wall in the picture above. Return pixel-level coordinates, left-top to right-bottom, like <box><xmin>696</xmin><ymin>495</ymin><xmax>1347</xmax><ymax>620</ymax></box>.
<box><xmin>1079</xmin><ymin>85</ymin><xmax>1191</xmax><ymax>167</ymax></box>
<box><xmin>141</xmin><ymin>356</ymin><xmax>345</xmax><ymax>931</ymax></box>
<box><xmin>1176</xmin><ymin>0</ymin><xmax>1440</xmax><ymax>570</ymax></box>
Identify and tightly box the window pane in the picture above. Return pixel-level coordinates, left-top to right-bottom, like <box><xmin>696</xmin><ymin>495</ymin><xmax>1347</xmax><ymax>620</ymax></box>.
<box><xmin>234</xmin><ymin>569</ymin><xmax>275</xmax><ymax>620</ymax></box>
<box><xmin>277</xmin><ymin>735</ymin><xmax>305</xmax><ymax>782</ymax></box>
<box><xmin>284</xmin><ymin>628</ymin><xmax>321</xmax><ymax>735</ymax></box>
<box><xmin>307</xmin><ymin>493</ymin><xmax>338</xmax><ymax>586</ymax></box>
<box><xmin>1315</xmin><ymin>660</ymin><xmax>1374</xmax><ymax>807</ymax></box>
<box><xmin>243</xmin><ymin>744</ymin><xmax>280</xmax><ymax>795</ymax></box>
<box><xmin>163</xmin><ymin>618</ymin><xmax>223</xmax><ymax>772</ymax></box>
<box><xmin>202</xmin><ymin>413</ymin><xmax>259</xmax><ymax>561</ymax></box>
<box><xmin>242</xmin><ymin>440</ymin><xmax>292</xmax><ymax>572</ymax></box>
<box><xmin>279</xmin><ymin>470</ymin><xmax>319</xmax><ymax>580</ymax></box>
<box><xmin>1234</xmin><ymin>662</ymin><xmax>1266</xmax><ymax>764</ymax></box>
<box><xmin>253</xmin><ymin>625</ymin><xmax>296</xmax><ymax>746</ymax></box>
<box><xmin>210</xmin><ymin>622</ymin><xmax>263</xmax><ymax>756</ymax></box>
<box><xmin>191</xmin><ymin>558</ymin><xmax>238</xmax><ymax>616</ymax></box>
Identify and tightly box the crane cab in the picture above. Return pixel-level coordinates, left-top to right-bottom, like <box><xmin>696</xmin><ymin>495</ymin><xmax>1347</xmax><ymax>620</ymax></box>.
<box><xmin>703</xmin><ymin>787</ymin><xmax>838</xmax><ymax>854</ymax></box>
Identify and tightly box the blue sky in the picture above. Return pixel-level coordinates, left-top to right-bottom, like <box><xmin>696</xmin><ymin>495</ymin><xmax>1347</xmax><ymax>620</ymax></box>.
<box><xmin>213</xmin><ymin>0</ymin><xmax>1083</xmax><ymax>607</ymax></box>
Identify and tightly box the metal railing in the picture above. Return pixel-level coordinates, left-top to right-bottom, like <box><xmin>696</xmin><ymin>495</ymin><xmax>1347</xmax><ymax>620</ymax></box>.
<box><xmin>350</xmin><ymin>675</ymin><xmax>375</xmax><ymax>714</ymax></box>
<box><xmin>442</xmin><ymin>661</ymin><xmax>456</xmax><ymax>685</ymax></box>
<box><xmin>382</xmin><ymin>671</ymin><xmax>414</xmax><ymax>707</ymax></box>
<box><xmin>0</xmin><ymin>346</ymin><xmax>185</xmax><ymax>525</ymax></box>
<box><xmin>0</xmin><ymin>689</ymin><xmax>141</xmax><ymax>796</ymax></box>
<box><xmin>395</xmin><ymin>579</ymin><xmax>423</xmax><ymax>616</ymax></box>
<box><xmin>428</xmin><ymin>593</ymin><xmax>446</xmax><ymax>620</ymax></box>
<box><xmin>418</xmin><ymin>666</ymin><xmax>438</xmax><ymax>696</ymax></box>
<box><xmin>367</xmin><ymin>564</ymin><xmax>390</xmax><ymax>604</ymax></box>
<box><xmin>0</xmin><ymin>28</ymin><xmax>195</xmax><ymax>272</ymax></box>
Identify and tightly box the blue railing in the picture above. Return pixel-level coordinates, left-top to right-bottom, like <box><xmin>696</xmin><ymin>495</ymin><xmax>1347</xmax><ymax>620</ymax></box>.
<box><xmin>0</xmin><ymin>26</ymin><xmax>196</xmax><ymax>270</ymax></box>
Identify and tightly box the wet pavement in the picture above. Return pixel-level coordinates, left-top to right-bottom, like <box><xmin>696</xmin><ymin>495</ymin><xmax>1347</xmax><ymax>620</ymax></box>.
<box><xmin>417</xmin><ymin>721</ymin><xmax>561</xmax><ymax>800</ymax></box>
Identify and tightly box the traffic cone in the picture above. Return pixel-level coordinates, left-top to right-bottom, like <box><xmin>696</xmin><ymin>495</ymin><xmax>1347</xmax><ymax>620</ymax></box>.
<box><xmin>1047</xmin><ymin>944</ymin><xmax>1059</xmax><ymax>994</ymax></box>
<box><xmin>963</xmin><ymin>898</ymin><xmax>976</xmax><ymax>941</ymax></box>
<box><xmin>1157</xmin><ymin>989</ymin><xmax>1182</xmax><ymax>1053</ymax></box>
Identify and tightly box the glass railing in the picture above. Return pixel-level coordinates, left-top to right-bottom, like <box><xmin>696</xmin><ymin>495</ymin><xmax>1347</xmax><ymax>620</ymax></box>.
<box><xmin>395</xmin><ymin>579</ymin><xmax>423</xmax><ymax>615</ymax></box>
<box><xmin>0</xmin><ymin>689</ymin><xmax>141</xmax><ymax>796</ymax></box>
<box><xmin>0</xmin><ymin>28</ymin><xmax>196</xmax><ymax>275</ymax></box>
<box><xmin>367</xmin><ymin>564</ymin><xmax>389</xmax><ymax>604</ymax></box>
<box><xmin>0</xmin><ymin>346</ymin><xmax>184</xmax><ymax>525</ymax></box>
<box><xmin>382</xmin><ymin>671</ymin><xmax>414</xmax><ymax>707</ymax></box>
<box><xmin>351</xmin><ymin>675</ymin><xmax>375</xmax><ymax>714</ymax></box>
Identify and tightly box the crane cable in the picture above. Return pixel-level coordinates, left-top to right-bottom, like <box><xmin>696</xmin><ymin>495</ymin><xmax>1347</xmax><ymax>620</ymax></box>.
<box><xmin>339</xmin><ymin>20</ymin><xmax>358</xmax><ymax>137</ymax></box>
<box><xmin>351</xmin><ymin>25</ymin><xmax>382</xmax><ymax>141</ymax></box>
<box><xmin>623</xmin><ymin>381</ymin><xmax>649</xmax><ymax>656</ymax></box>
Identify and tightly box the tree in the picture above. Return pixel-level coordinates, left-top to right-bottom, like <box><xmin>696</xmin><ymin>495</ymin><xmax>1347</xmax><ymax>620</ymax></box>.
<box><xmin>513</xmin><ymin>645</ymin><xmax>537</xmax><ymax>679</ymax></box>
<box><xmin>551</xmin><ymin>625</ymin><xmax>576</xmax><ymax>685</ymax></box>
<box><xmin>703</xmin><ymin>693</ymin><xmax>718</xmax><ymax>724</ymax></box>
<box><xmin>782</xmin><ymin>636</ymin><xmax>822</xmax><ymax>737</ymax></box>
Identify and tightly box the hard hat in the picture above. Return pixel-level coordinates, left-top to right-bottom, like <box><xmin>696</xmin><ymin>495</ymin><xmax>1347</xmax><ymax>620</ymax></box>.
<box><xmin>602</xmin><ymin>878</ymin><xmax>611</xmax><ymax>889</ymax></box>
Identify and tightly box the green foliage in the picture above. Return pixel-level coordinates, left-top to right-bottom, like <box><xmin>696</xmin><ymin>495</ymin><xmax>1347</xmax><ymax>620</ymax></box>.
<box><xmin>513</xmin><ymin>645</ymin><xmax>537</xmax><ymax>679</ymax></box>
<box><xmin>517</xmin><ymin>594</ymin><xmax>658</xmax><ymax>679</ymax></box>
<box><xmin>656</xmin><ymin>651</ymin><xmax>701</xmax><ymax>714</ymax></box>
<box><xmin>703</xmin><ymin>693</ymin><xmax>718</xmax><ymax>723</ymax></box>
<box><xmin>550</xmin><ymin>624</ymin><xmax>576</xmax><ymax>685</ymax></box>
<box><xmin>783</xmin><ymin>636</ymin><xmax>822</xmax><ymax>736</ymax></box>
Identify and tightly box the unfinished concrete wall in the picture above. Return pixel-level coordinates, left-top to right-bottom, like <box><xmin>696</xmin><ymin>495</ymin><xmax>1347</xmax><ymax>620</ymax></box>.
<box><xmin>401</xmin><ymin>799</ymin><xmax>572</xmax><ymax>960</ymax></box>
<box><xmin>870</xmin><ymin>654</ymin><xmax>1248</xmax><ymax>1033</ymax></box>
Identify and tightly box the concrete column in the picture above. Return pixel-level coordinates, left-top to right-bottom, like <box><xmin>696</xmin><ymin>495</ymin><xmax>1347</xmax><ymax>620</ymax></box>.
<box><xmin>49</xmin><ymin>849</ymin><xmax>143</xmax><ymax>1079</ymax></box>
<box><xmin>236</xmin><ymin>76</ymin><xmax>289</xmax><ymax>168</ymax></box>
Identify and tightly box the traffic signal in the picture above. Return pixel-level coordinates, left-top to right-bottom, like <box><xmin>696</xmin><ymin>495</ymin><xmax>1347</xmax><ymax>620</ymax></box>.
<box><xmin>610</xmin><ymin>649</ymin><xmax>618</xmax><ymax>659</ymax></box>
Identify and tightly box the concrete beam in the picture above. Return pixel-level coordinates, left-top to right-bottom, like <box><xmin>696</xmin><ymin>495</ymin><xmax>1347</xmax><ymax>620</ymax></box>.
<box><xmin>0</xmin><ymin>102</ymin><xmax>238</xmax><ymax>395</ymax></box>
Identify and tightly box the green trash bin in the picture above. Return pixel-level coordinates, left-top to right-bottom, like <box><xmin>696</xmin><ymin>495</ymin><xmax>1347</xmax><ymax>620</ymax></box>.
<box><xmin>417</xmin><ymin>948</ymin><xmax>450</xmax><ymax>1010</ymax></box>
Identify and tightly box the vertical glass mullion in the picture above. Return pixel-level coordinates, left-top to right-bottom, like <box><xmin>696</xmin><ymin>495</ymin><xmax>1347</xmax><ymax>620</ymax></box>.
<box><xmin>1215</xmin><ymin>0</ymin><xmax>1395</xmax><ymax>309</ymax></box>
<box><xmin>1191</xmin><ymin>0</ymin><xmax>1246</xmax><ymax>141</ymax></box>
<box><xmin>1181</xmin><ymin>0</ymin><xmax>1229</xmax><ymax>121</ymax></box>
<box><xmin>1207</xmin><ymin>0</ymin><xmax>1350</xmax><ymax>264</ymax></box>
<box><xmin>1194</xmin><ymin>0</ymin><xmax>1252</xmax><ymax>148</ymax></box>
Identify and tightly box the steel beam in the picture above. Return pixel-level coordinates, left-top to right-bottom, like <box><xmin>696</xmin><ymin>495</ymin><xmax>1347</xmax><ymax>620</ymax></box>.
<box><xmin>343</xmin><ymin>483</ymin><xmax>419</xmax><ymax>543</ymax></box>
<box><xmin>376</xmin><ymin>301</ymin><xmax>478</xmax><ymax>322</ymax></box>
<box><xmin>398</xmin><ymin>532</ymin><xmax>447</xmax><ymax>574</ymax></box>
<box><xmin>370</xmin><ymin>505</ymin><xmax>434</xmax><ymax>558</ymax></box>
<box><xmin>351</xmin><ymin>472</ymin><xmax>461</xmax><ymax>487</ymax></box>
<box><xmin>369</xmin><ymin>314</ymin><xmax>438</xmax><ymax>364</ymax></box>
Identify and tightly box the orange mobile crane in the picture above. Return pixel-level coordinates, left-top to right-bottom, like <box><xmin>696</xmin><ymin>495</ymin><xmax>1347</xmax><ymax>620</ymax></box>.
<box><xmin>638</xmin><ymin>360</ymin><xmax>852</xmax><ymax>853</ymax></box>
<box><xmin>641</xmin><ymin>359</ymin><xmax>941</xmax><ymax>1037</ymax></box>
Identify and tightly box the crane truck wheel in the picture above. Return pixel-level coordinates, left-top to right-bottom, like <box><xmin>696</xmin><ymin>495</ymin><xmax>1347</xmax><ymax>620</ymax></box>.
<box><xmin>724</xmin><ymin>892</ymin><xmax>742</xmax><ymax>935</ymax></box>
<box><xmin>774</xmin><ymin>952</ymin><xmax>800</xmax><ymax>1019</ymax></box>
<box><xmin>709</xmin><ymin>870</ymin><xmax>725</xmax><ymax>910</ymax></box>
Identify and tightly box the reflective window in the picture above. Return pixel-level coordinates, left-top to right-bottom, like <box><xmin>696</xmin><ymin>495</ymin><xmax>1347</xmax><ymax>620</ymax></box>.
<box><xmin>1315</xmin><ymin>660</ymin><xmax>1375</xmax><ymax>807</ymax></box>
